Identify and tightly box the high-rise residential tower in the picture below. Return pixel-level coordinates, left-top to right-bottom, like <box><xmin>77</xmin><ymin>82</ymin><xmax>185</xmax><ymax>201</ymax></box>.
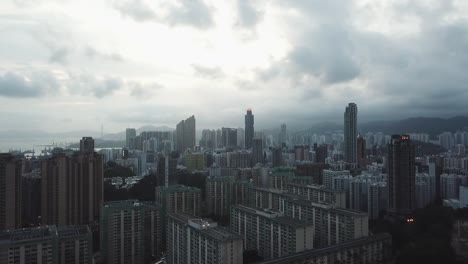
<box><xmin>252</xmin><ymin>138</ymin><xmax>264</xmax><ymax>165</ymax></box>
<box><xmin>41</xmin><ymin>138</ymin><xmax>103</xmax><ymax>226</ymax></box>
<box><xmin>0</xmin><ymin>225</ymin><xmax>93</xmax><ymax>264</ymax></box>
<box><xmin>0</xmin><ymin>153</ymin><xmax>23</xmax><ymax>230</ymax></box>
<box><xmin>245</xmin><ymin>109</ymin><xmax>254</xmax><ymax>149</ymax></box>
<box><xmin>221</xmin><ymin>128</ymin><xmax>238</xmax><ymax>148</ymax></box>
<box><xmin>279</xmin><ymin>124</ymin><xmax>287</xmax><ymax>146</ymax></box>
<box><xmin>100</xmin><ymin>200</ymin><xmax>162</xmax><ymax>264</ymax></box>
<box><xmin>344</xmin><ymin>103</ymin><xmax>358</xmax><ymax>164</ymax></box>
<box><xmin>387</xmin><ymin>135</ymin><xmax>416</xmax><ymax>217</ymax></box>
<box><xmin>176</xmin><ymin>115</ymin><xmax>196</xmax><ymax>153</ymax></box>
<box><xmin>126</xmin><ymin>128</ymin><xmax>137</xmax><ymax>150</ymax></box>
<box><xmin>167</xmin><ymin>213</ymin><xmax>243</xmax><ymax>264</ymax></box>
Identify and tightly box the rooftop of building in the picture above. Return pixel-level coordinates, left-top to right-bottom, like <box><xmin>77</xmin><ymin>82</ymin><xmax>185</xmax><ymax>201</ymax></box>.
<box><xmin>103</xmin><ymin>200</ymin><xmax>160</xmax><ymax>209</ymax></box>
<box><xmin>232</xmin><ymin>205</ymin><xmax>313</xmax><ymax>228</ymax></box>
<box><xmin>249</xmin><ymin>186</ymin><xmax>288</xmax><ymax>194</ymax></box>
<box><xmin>56</xmin><ymin>225</ymin><xmax>91</xmax><ymax>239</ymax></box>
<box><xmin>283</xmin><ymin>194</ymin><xmax>370</xmax><ymax>216</ymax></box>
<box><xmin>207</xmin><ymin>175</ymin><xmax>235</xmax><ymax>181</ymax></box>
<box><xmin>155</xmin><ymin>184</ymin><xmax>201</xmax><ymax>193</ymax></box>
<box><xmin>287</xmin><ymin>183</ymin><xmax>344</xmax><ymax>193</ymax></box>
<box><xmin>169</xmin><ymin>213</ymin><xmax>242</xmax><ymax>242</ymax></box>
<box><xmin>258</xmin><ymin>233</ymin><xmax>392</xmax><ymax>264</ymax></box>
<box><xmin>0</xmin><ymin>226</ymin><xmax>54</xmax><ymax>243</ymax></box>
<box><xmin>282</xmin><ymin>195</ymin><xmax>334</xmax><ymax>209</ymax></box>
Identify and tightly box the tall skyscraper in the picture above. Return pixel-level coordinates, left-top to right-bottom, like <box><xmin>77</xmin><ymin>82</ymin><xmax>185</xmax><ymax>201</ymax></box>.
<box><xmin>176</xmin><ymin>115</ymin><xmax>196</xmax><ymax>153</ymax></box>
<box><xmin>126</xmin><ymin>128</ymin><xmax>137</xmax><ymax>150</ymax></box>
<box><xmin>167</xmin><ymin>213</ymin><xmax>243</xmax><ymax>264</ymax></box>
<box><xmin>357</xmin><ymin>135</ymin><xmax>367</xmax><ymax>168</ymax></box>
<box><xmin>245</xmin><ymin>109</ymin><xmax>254</xmax><ymax>149</ymax></box>
<box><xmin>314</xmin><ymin>144</ymin><xmax>328</xmax><ymax>164</ymax></box>
<box><xmin>387</xmin><ymin>135</ymin><xmax>416</xmax><ymax>217</ymax></box>
<box><xmin>344</xmin><ymin>103</ymin><xmax>358</xmax><ymax>164</ymax></box>
<box><xmin>0</xmin><ymin>153</ymin><xmax>23</xmax><ymax>231</ymax></box>
<box><xmin>79</xmin><ymin>137</ymin><xmax>95</xmax><ymax>153</ymax></box>
<box><xmin>184</xmin><ymin>115</ymin><xmax>196</xmax><ymax>151</ymax></box>
<box><xmin>368</xmin><ymin>182</ymin><xmax>388</xmax><ymax>220</ymax></box>
<box><xmin>252</xmin><ymin>138</ymin><xmax>263</xmax><ymax>165</ymax></box>
<box><xmin>271</xmin><ymin>147</ymin><xmax>283</xmax><ymax>167</ymax></box>
<box><xmin>41</xmin><ymin>138</ymin><xmax>104</xmax><ymax>226</ymax></box>
<box><xmin>100</xmin><ymin>200</ymin><xmax>161</xmax><ymax>264</ymax></box>
<box><xmin>22</xmin><ymin>172</ymin><xmax>41</xmax><ymax>226</ymax></box>
<box><xmin>279</xmin><ymin>124</ymin><xmax>287</xmax><ymax>146</ymax></box>
<box><xmin>157</xmin><ymin>154</ymin><xmax>178</xmax><ymax>187</ymax></box>
<box><xmin>221</xmin><ymin>128</ymin><xmax>238</xmax><ymax>148</ymax></box>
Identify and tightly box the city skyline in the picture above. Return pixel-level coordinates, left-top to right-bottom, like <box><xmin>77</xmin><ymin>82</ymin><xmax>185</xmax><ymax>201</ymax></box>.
<box><xmin>1</xmin><ymin>1</ymin><xmax>467</xmax><ymax>263</ymax></box>
<box><xmin>1</xmin><ymin>0</ymin><xmax>468</xmax><ymax>133</ymax></box>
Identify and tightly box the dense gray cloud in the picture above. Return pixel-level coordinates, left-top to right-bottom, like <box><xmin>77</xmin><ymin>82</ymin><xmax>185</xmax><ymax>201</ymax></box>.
<box><xmin>2</xmin><ymin>0</ymin><xmax>468</xmax><ymax>133</ymax></box>
<box><xmin>236</xmin><ymin>0</ymin><xmax>263</xmax><ymax>27</ymax></box>
<box><xmin>248</xmin><ymin>0</ymin><xmax>468</xmax><ymax>122</ymax></box>
<box><xmin>191</xmin><ymin>65</ymin><xmax>224</xmax><ymax>79</ymax></box>
<box><xmin>83</xmin><ymin>46</ymin><xmax>125</xmax><ymax>62</ymax></box>
<box><xmin>129</xmin><ymin>81</ymin><xmax>163</xmax><ymax>98</ymax></box>
<box><xmin>113</xmin><ymin>0</ymin><xmax>214</xmax><ymax>29</ymax></box>
<box><xmin>113</xmin><ymin>0</ymin><xmax>157</xmax><ymax>22</ymax></box>
<box><xmin>0</xmin><ymin>71</ymin><xmax>59</xmax><ymax>98</ymax></box>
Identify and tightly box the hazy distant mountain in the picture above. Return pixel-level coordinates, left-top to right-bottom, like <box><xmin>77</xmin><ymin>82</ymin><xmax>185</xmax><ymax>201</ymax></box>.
<box><xmin>304</xmin><ymin>116</ymin><xmax>468</xmax><ymax>138</ymax></box>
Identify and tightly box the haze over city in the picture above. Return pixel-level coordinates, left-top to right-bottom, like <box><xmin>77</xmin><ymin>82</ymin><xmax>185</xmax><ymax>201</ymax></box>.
<box><xmin>1</xmin><ymin>0</ymin><xmax>468</xmax><ymax>133</ymax></box>
<box><xmin>2</xmin><ymin>1</ymin><xmax>468</xmax><ymax>264</ymax></box>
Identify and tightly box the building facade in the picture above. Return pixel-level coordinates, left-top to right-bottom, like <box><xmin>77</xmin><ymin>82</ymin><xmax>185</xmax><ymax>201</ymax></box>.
<box><xmin>287</xmin><ymin>183</ymin><xmax>346</xmax><ymax>208</ymax></box>
<box><xmin>41</xmin><ymin>139</ymin><xmax>103</xmax><ymax>226</ymax></box>
<box><xmin>167</xmin><ymin>213</ymin><xmax>243</xmax><ymax>264</ymax></box>
<box><xmin>281</xmin><ymin>197</ymin><xmax>369</xmax><ymax>248</ymax></box>
<box><xmin>344</xmin><ymin>103</ymin><xmax>358</xmax><ymax>164</ymax></box>
<box><xmin>258</xmin><ymin>233</ymin><xmax>392</xmax><ymax>264</ymax></box>
<box><xmin>387</xmin><ymin>135</ymin><xmax>416</xmax><ymax>217</ymax></box>
<box><xmin>230</xmin><ymin>205</ymin><xmax>314</xmax><ymax>260</ymax></box>
<box><xmin>0</xmin><ymin>225</ymin><xmax>92</xmax><ymax>264</ymax></box>
<box><xmin>245</xmin><ymin>109</ymin><xmax>254</xmax><ymax>149</ymax></box>
<box><xmin>100</xmin><ymin>200</ymin><xmax>161</xmax><ymax>264</ymax></box>
<box><xmin>0</xmin><ymin>154</ymin><xmax>23</xmax><ymax>231</ymax></box>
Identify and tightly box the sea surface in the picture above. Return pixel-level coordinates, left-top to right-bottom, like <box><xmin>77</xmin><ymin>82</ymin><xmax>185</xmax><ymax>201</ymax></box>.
<box><xmin>0</xmin><ymin>137</ymin><xmax>80</xmax><ymax>153</ymax></box>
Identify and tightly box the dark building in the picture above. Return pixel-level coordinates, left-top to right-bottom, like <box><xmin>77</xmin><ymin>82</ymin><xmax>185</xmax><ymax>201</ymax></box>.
<box><xmin>271</xmin><ymin>147</ymin><xmax>283</xmax><ymax>167</ymax></box>
<box><xmin>252</xmin><ymin>138</ymin><xmax>264</xmax><ymax>165</ymax></box>
<box><xmin>41</xmin><ymin>143</ymin><xmax>104</xmax><ymax>226</ymax></box>
<box><xmin>222</xmin><ymin>128</ymin><xmax>238</xmax><ymax>149</ymax></box>
<box><xmin>295</xmin><ymin>163</ymin><xmax>329</xmax><ymax>185</ymax></box>
<box><xmin>176</xmin><ymin>115</ymin><xmax>196</xmax><ymax>153</ymax></box>
<box><xmin>101</xmin><ymin>201</ymin><xmax>162</xmax><ymax>264</ymax></box>
<box><xmin>314</xmin><ymin>144</ymin><xmax>328</xmax><ymax>163</ymax></box>
<box><xmin>134</xmin><ymin>135</ymin><xmax>143</xmax><ymax>151</ymax></box>
<box><xmin>126</xmin><ymin>128</ymin><xmax>137</xmax><ymax>150</ymax></box>
<box><xmin>279</xmin><ymin>123</ymin><xmax>287</xmax><ymax>146</ymax></box>
<box><xmin>0</xmin><ymin>153</ymin><xmax>23</xmax><ymax>230</ymax></box>
<box><xmin>387</xmin><ymin>135</ymin><xmax>416</xmax><ymax>217</ymax></box>
<box><xmin>344</xmin><ymin>103</ymin><xmax>358</xmax><ymax>164</ymax></box>
<box><xmin>294</xmin><ymin>145</ymin><xmax>305</xmax><ymax>161</ymax></box>
<box><xmin>22</xmin><ymin>174</ymin><xmax>41</xmax><ymax>226</ymax></box>
<box><xmin>80</xmin><ymin>137</ymin><xmax>95</xmax><ymax>153</ymax></box>
<box><xmin>245</xmin><ymin>109</ymin><xmax>255</xmax><ymax>149</ymax></box>
<box><xmin>157</xmin><ymin>154</ymin><xmax>178</xmax><ymax>187</ymax></box>
<box><xmin>357</xmin><ymin>135</ymin><xmax>367</xmax><ymax>168</ymax></box>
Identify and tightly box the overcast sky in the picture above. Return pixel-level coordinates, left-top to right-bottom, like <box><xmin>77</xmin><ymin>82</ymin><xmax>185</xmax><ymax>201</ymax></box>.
<box><xmin>1</xmin><ymin>0</ymin><xmax>468</xmax><ymax>132</ymax></box>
